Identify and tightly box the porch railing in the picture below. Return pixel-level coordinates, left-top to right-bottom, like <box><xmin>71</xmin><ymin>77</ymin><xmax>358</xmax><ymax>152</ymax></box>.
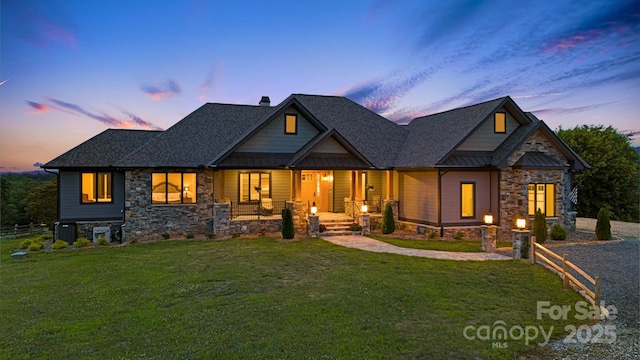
<box><xmin>230</xmin><ymin>200</ymin><xmax>287</xmax><ymax>219</ymax></box>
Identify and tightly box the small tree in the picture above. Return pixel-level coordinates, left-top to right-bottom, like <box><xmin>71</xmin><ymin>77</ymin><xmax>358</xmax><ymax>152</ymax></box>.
<box><xmin>532</xmin><ymin>209</ymin><xmax>547</xmax><ymax>244</ymax></box>
<box><xmin>381</xmin><ymin>203</ymin><xmax>396</xmax><ymax>234</ymax></box>
<box><xmin>281</xmin><ymin>207</ymin><xmax>295</xmax><ymax>239</ymax></box>
<box><xmin>595</xmin><ymin>208</ymin><xmax>612</xmax><ymax>240</ymax></box>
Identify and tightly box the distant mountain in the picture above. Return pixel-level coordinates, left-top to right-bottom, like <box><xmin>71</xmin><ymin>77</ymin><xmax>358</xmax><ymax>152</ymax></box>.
<box><xmin>0</xmin><ymin>170</ymin><xmax>54</xmax><ymax>176</ymax></box>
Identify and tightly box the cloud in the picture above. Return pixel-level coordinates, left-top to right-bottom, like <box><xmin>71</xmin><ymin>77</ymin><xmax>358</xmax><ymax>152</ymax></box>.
<box><xmin>47</xmin><ymin>98</ymin><xmax>163</xmax><ymax>130</ymax></box>
<box><xmin>141</xmin><ymin>80</ymin><xmax>181</xmax><ymax>100</ymax></box>
<box><xmin>199</xmin><ymin>61</ymin><xmax>224</xmax><ymax>101</ymax></box>
<box><xmin>531</xmin><ymin>102</ymin><xmax>617</xmax><ymax>116</ymax></box>
<box><xmin>340</xmin><ymin>68</ymin><xmax>435</xmax><ymax>114</ymax></box>
<box><xmin>26</xmin><ymin>101</ymin><xmax>51</xmax><ymax>114</ymax></box>
<box><xmin>415</xmin><ymin>0</ymin><xmax>488</xmax><ymax>47</ymax></box>
<box><xmin>541</xmin><ymin>0</ymin><xmax>640</xmax><ymax>54</ymax></box>
<box><xmin>33</xmin><ymin>162</ymin><xmax>44</xmax><ymax>168</ymax></box>
<box><xmin>4</xmin><ymin>0</ymin><xmax>77</xmax><ymax>49</ymax></box>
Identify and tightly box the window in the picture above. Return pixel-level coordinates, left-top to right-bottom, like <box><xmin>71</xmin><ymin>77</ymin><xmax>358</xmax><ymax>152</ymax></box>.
<box><xmin>239</xmin><ymin>172</ymin><xmax>270</xmax><ymax>202</ymax></box>
<box><xmin>494</xmin><ymin>112</ymin><xmax>506</xmax><ymax>133</ymax></box>
<box><xmin>81</xmin><ymin>172</ymin><xmax>112</xmax><ymax>203</ymax></box>
<box><xmin>285</xmin><ymin>114</ymin><xmax>297</xmax><ymax>134</ymax></box>
<box><xmin>152</xmin><ymin>172</ymin><xmax>196</xmax><ymax>204</ymax></box>
<box><xmin>528</xmin><ymin>183</ymin><xmax>555</xmax><ymax>216</ymax></box>
<box><xmin>461</xmin><ymin>182</ymin><xmax>475</xmax><ymax>218</ymax></box>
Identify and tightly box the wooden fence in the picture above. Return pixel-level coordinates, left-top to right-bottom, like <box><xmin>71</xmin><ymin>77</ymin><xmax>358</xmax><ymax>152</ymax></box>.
<box><xmin>529</xmin><ymin>236</ymin><xmax>602</xmax><ymax>319</ymax></box>
<box><xmin>0</xmin><ymin>223</ymin><xmax>50</xmax><ymax>240</ymax></box>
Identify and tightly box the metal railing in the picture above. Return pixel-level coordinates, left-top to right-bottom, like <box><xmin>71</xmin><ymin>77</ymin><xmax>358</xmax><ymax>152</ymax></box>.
<box><xmin>230</xmin><ymin>200</ymin><xmax>287</xmax><ymax>219</ymax></box>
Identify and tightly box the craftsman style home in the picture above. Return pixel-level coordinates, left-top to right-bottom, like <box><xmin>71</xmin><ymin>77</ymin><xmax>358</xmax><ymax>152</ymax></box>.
<box><xmin>43</xmin><ymin>94</ymin><xmax>588</xmax><ymax>242</ymax></box>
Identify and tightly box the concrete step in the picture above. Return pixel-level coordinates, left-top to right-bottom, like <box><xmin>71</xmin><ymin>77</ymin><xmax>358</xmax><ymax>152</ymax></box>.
<box><xmin>320</xmin><ymin>230</ymin><xmax>362</xmax><ymax>236</ymax></box>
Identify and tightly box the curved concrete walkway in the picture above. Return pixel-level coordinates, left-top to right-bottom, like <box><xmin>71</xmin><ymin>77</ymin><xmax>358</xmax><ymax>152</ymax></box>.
<box><xmin>322</xmin><ymin>235</ymin><xmax>511</xmax><ymax>261</ymax></box>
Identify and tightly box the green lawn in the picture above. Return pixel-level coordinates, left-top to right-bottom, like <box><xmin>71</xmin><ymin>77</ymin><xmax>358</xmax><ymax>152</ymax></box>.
<box><xmin>1</xmin><ymin>237</ymin><xmax>584</xmax><ymax>359</ymax></box>
<box><xmin>371</xmin><ymin>235</ymin><xmax>512</xmax><ymax>252</ymax></box>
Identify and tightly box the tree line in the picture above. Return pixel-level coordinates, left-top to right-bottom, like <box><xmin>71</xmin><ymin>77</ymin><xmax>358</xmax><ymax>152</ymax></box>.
<box><xmin>1</xmin><ymin>173</ymin><xmax>57</xmax><ymax>228</ymax></box>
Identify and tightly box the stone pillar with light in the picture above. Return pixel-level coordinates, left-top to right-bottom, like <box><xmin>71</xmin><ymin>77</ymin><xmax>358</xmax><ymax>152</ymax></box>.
<box><xmin>481</xmin><ymin>211</ymin><xmax>497</xmax><ymax>253</ymax></box>
<box><xmin>360</xmin><ymin>204</ymin><xmax>370</xmax><ymax>235</ymax></box>
<box><xmin>512</xmin><ymin>217</ymin><xmax>530</xmax><ymax>260</ymax></box>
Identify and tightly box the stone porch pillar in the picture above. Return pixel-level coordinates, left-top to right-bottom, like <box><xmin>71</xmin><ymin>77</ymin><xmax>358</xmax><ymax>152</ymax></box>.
<box><xmin>213</xmin><ymin>202</ymin><xmax>230</xmax><ymax>237</ymax></box>
<box><xmin>360</xmin><ymin>213</ymin><xmax>370</xmax><ymax>236</ymax></box>
<box><xmin>308</xmin><ymin>215</ymin><xmax>319</xmax><ymax>238</ymax></box>
<box><xmin>481</xmin><ymin>225</ymin><xmax>497</xmax><ymax>253</ymax></box>
<box><xmin>512</xmin><ymin>229</ymin><xmax>530</xmax><ymax>260</ymax></box>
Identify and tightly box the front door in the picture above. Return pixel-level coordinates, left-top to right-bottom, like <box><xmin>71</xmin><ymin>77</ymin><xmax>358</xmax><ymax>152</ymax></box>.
<box><xmin>301</xmin><ymin>171</ymin><xmax>332</xmax><ymax>212</ymax></box>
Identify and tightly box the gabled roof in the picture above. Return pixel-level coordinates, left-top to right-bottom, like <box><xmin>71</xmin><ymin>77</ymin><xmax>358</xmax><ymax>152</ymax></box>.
<box><xmin>43</xmin><ymin>129</ymin><xmax>161</xmax><ymax>169</ymax></box>
<box><xmin>117</xmin><ymin>103</ymin><xmax>275</xmax><ymax>167</ymax></box>
<box><xmin>512</xmin><ymin>152</ymin><xmax>567</xmax><ymax>169</ymax></box>
<box><xmin>287</xmin><ymin>129</ymin><xmax>373</xmax><ymax>169</ymax></box>
<box><xmin>395</xmin><ymin>97</ymin><xmax>528</xmax><ymax>168</ymax></box>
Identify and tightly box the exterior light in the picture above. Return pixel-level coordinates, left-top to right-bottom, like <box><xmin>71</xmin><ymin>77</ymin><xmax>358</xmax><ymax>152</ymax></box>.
<box><xmin>484</xmin><ymin>212</ymin><xmax>493</xmax><ymax>225</ymax></box>
<box><xmin>361</xmin><ymin>204</ymin><xmax>368</xmax><ymax>213</ymax></box>
<box><xmin>516</xmin><ymin>218</ymin><xmax>526</xmax><ymax>229</ymax></box>
<box><xmin>311</xmin><ymin>202</ymin><xmax>317</xmax><ymax>215</ymax></box>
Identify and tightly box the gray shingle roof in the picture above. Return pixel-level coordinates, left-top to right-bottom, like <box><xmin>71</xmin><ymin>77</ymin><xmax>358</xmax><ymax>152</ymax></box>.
<box><xmin>43</xmin><ymin>129</ymin><xmax>161</xmax><ymax>168</ymax></box>
<box><xmin>117</xmin><ymin>103</ymin><xmax>275</xmax><ymax>167</ymax></box>
<box><xmin>291</xmin><ymin>94</ymin><xmax>407</xmax><ymax>168</ymax></box>
<box><xmin>394</xmin><ymin>97</ymin><xmax>508</xmax><ymax>168</ymax></box>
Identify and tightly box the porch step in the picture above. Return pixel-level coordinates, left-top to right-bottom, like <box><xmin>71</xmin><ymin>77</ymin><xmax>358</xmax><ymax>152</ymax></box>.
<box><xmin>320</xmin><ymin>230</ymin><xmax>362</xmax><ymax>236</ymax></box>
<box><xmin>319</xmin><ymin>217</ymin><xmax>357</xmax><ymax>236</ymax></box>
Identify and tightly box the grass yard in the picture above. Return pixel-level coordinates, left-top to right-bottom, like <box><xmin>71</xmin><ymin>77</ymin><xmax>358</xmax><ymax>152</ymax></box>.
<box><xmin>1</xmin><ymin>237</ymin><xmax>585</xmax><ymax>359</ymax></box>
<box><xmin>370</xmin><ymin>235</ymin><xmax>512</xmax><ymax>252</ymax></box>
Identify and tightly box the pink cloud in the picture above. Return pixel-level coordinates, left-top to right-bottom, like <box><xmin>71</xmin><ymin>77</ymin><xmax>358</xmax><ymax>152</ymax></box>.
<box><xmin>26</xmin><ymin>101</ymin><xmax>51</xmax><ymax>114</ymax></box>
<box><xmin>141</xmin><ymin>80</ymin><xmax>181</xmax><ymax>100</ymax></box>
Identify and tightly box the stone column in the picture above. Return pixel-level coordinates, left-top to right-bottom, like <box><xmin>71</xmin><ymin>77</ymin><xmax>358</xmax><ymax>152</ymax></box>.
<box><xmin>213</xmin><ymin>202</ymin><xmax>230</xmax><ymax>237</ymax></box>
<box><xmin>308</xmin><ymin>215</ymin><xmax>319</xmax><ymax>238</ymax></box>
<box><xmin>361</xmin><ymin>213</ymin><xmax>370</xmax><ymax>236</ymax></box>
<box><xmin>481</xmin><ymin>225</ymin><xmax>497</xmax><ymax>253</ymax></box>
<box><xmin>512</xmin><ymin>229</ymin><xmax>530</xmax><ymax>260</ymax></box>
<box><xmin>564</xmin><ymin>211</ymin><xmax>577</xmax><ymax>232</ymax></box>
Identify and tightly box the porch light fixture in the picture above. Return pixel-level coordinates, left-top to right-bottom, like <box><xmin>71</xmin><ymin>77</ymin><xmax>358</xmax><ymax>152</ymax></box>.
<box><xmin>361</xmin><ymin>204</ymin><xmax>368</xmax><ymax>213</ymax></box>
<box><xmin>311</xmin><ymin>202</ymin><xmax>317</xmax><ymax>215</ymax></box>
<box><xmin>516</xmin><ymin>218</ymin><xmax>526</xmax><ymax>229</ymax></box>
<box><xmin>483</xmin><ymin>211</ymin><xmax>493</xmax><ymax>225</ymax></box>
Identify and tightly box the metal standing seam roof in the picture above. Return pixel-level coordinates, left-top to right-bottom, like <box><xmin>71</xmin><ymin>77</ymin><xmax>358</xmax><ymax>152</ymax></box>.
<box><xmin>512</xmin><ymin>152</ymin><xmax>568</xmax><ymax>169</ymax></box>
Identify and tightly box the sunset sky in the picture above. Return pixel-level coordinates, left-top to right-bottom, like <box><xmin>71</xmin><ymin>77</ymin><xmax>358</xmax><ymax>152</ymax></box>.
<box><xmin>1</xmin><ymin>0</ymin><xmax>639</xmax><ymax>172</ymax></box>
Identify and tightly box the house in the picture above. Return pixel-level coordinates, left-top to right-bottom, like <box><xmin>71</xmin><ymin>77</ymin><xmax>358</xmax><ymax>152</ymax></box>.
<box><xmin>43</xmin><ymin>94</ymin><xmax>589</xmax><ymax>242</ymax></box>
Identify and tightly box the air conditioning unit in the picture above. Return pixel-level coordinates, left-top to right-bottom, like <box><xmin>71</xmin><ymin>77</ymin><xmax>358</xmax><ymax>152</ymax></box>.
<box><xmin>93</xmin><ymin>226</ymin><xmax>111</xmax><ymax>243</ymax></box>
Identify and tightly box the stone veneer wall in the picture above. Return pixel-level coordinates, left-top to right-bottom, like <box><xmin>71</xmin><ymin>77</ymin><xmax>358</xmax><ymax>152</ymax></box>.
<box><xmin>124</xmin><ymin>168</ymin><xmax>214</xmax><ymax>241</ymax></box>
<box><xmin>498</xmin><ymin>130</ymin><xmax>568</xmax><ymax>240</ymax></box>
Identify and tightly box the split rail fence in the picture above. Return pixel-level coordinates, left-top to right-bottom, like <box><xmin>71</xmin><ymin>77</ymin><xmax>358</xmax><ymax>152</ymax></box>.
<box><xmin>528</xmin><ymin>236</ymin><xmax>602</xmax><ymax>320</ymax></box>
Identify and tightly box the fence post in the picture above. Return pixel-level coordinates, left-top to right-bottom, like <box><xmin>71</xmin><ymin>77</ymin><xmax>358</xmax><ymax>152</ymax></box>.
<box><xmin>14</xmin><ymin>224</ymin><xmax>18</xmax><ymax>240</ymax></box>
<box><xmin>530</xmin><ymin>236</ymin><xmax>536</xmax><ymax>264</ymax></box>
<box><xmin>594</xmin><ymin>276</ymin><xmax>602</xmax><ymax>320</ymax></box>
<box><xmin>562</xmin><ymin>254</ymin><xmax>570</xmax><ymax>289</ymax></box>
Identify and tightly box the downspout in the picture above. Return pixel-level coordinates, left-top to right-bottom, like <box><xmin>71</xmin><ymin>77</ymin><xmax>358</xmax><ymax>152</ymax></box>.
<box><xmin>43</xmin><ymin>168</ymin><xmax>59</xmax><ymax>238</ymax></box>
<box><xmin>438</xmin><ymin>169</ymin><xmax>448</xmax><ymax>237</ymax></box>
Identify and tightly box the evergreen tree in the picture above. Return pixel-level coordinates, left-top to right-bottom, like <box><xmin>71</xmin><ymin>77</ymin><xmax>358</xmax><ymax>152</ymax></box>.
<box><xmin>595</xmin><ymin>208</ymin><xmax>612</xmax><ymax>240</ymax></box>
<box><xmin>281</xmin><ymin>207</ymin><xmax>295</xmax><ymax>239</ymax></box>
<box><xmin>532</xmin><ymin>209</ymin><xmax>547</xmax><ymax>243</ymax></box>
<box><xmin>381</xmin><ymin>203</ymin><xmax>395</xmax><ymax>234</ymax></box>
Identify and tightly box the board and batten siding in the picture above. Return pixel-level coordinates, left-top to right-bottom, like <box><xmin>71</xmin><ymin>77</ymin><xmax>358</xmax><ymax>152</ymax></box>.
<box><xmin>59</xmin><ymin>170</ymin><xmax>125</xmax><ymax>221</ymax></box>
<box><xmin>365</xmin><ymin>171</ymin><xmax>383</xmax><ymax>203</ymax></box>
<box><xmin>456</xmin><ymin>107</ymin><xmax>520</xmax><ymax>151</ymax></box>
<box><xmin>440</xmin><ymin>171</ymin><xmax>493</xmax><ymax>224</ymax></box>
<box><xmin>221</xmin><ymin>169</ymin><xmax>291</xmax><ymax>203</ymax></box>
<box><xmin>398</xmin><ymin>171</ymin><xmax>438</xmax><ymax>224</ymax></box>
<box><xmin>333</xmin><ymin>170</ymin><xmax>351</xmax><ymax>213</ymax></box>
<box><xmin>237</xmin><ymin>107</ymin><xmax>320</xmax><ymax>153</ymax></box>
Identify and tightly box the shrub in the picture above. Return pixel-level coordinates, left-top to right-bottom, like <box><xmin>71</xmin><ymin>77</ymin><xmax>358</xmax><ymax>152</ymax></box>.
<box><xmin>595</xmin><ymin>208</ymin><xmax>612</xmax><ymax>240</ymax></box>
<box><xmin>52</xmin><ymin>240</ymin><xmax>69</xmax><ymax>250</ymax></box>
<box><xmin>74</xmin><ymin>237</ymin><xmax>91</xmax><ymax>248</ymax></box>
<box><xmin>381</xmin><ymin>203</ymin><xmax>396</xmax><ymax>234</ymax></box>
<box><xmin>550</xmin><ymin>224</ymin><xmax>567</xmax><ymax>240</ymax></box>
<box><xmin>38</xmin><ymin>233</ymin><xmax>53</xmax><ymax>241</ymax></box>
<box><xmin>348</xmin><ymin>223</ymin><xmax>362</xmax><ymax>232</ymax></box>
<box><xmin>28</xmin><ymin>242</ymin><xmax>43</xmax><ymax>251</ymax></box>
<box><xmin>281</xmin><ymin>208</ymin><xmax>295</xmax><ymax>239</ymax></box>
<box><xmin>161</xmin><ymin>233</ymin><xmax>170</xmax><ymax>240</ymax></box>
<box><xmin>532</xmin><ymin>209</ymin><xmax>547</xmax><ymax>244</ymax></box>
<box><xmin>319</xmin><ymin>224</ymin><xmax>327</xmax><ymax>233</ymax></box>
<box><xmin>185</xmin><ymin>232</ymin><xmax>195</xmax><ymax>239</ymax></box>
<box><xmin>454</xmin><ymin>232</ymin><xmax>464</xmax><ymax>241</ymax></box>
<box><xmin>19</xmin><ymin>239</ymin><xmax>33</xmax><ymax>249</ymax></box>
<box><xmin>427</xmin><ymin>229</ymin><xmax>437</xmax><ymax>239</ymax></box>
<box><xmin>97</xmin><ymin>236</ymin><xmax>109</xmax><ymax>245</ymax></box>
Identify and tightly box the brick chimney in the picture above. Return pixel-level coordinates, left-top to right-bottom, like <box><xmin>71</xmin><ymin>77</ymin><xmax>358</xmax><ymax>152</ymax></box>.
<box><xmin>259</xmin><ymin>96</ymin><xmax>270</xmax><ymax>106</ymax></box>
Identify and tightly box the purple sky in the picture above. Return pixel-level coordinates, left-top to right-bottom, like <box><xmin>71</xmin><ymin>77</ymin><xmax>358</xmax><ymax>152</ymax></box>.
<box><xmin>1</xmin><ymin>0</ymin><xmax>639</xmax><ymax>172</ymax></box>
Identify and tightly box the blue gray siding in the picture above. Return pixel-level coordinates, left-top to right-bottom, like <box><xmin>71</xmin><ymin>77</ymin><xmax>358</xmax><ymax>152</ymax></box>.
<box><xmin>59</xmin><ymin>170</ymin><xmax>125</xmax><ymax>221</ymax></box>
<box><xmin>457</xmin><ymin>107</ymin><xmax>520</xmax><ymax>151</ymax></box>
<box><xmin>237</xmin><ymin>106</ymin><xmax>320</xmax><ymax>153</ymax></box>
<box><xmin>398</xmin><ymin>171</ymin><xmax>438</xmax><ymax>224</ymax></box>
